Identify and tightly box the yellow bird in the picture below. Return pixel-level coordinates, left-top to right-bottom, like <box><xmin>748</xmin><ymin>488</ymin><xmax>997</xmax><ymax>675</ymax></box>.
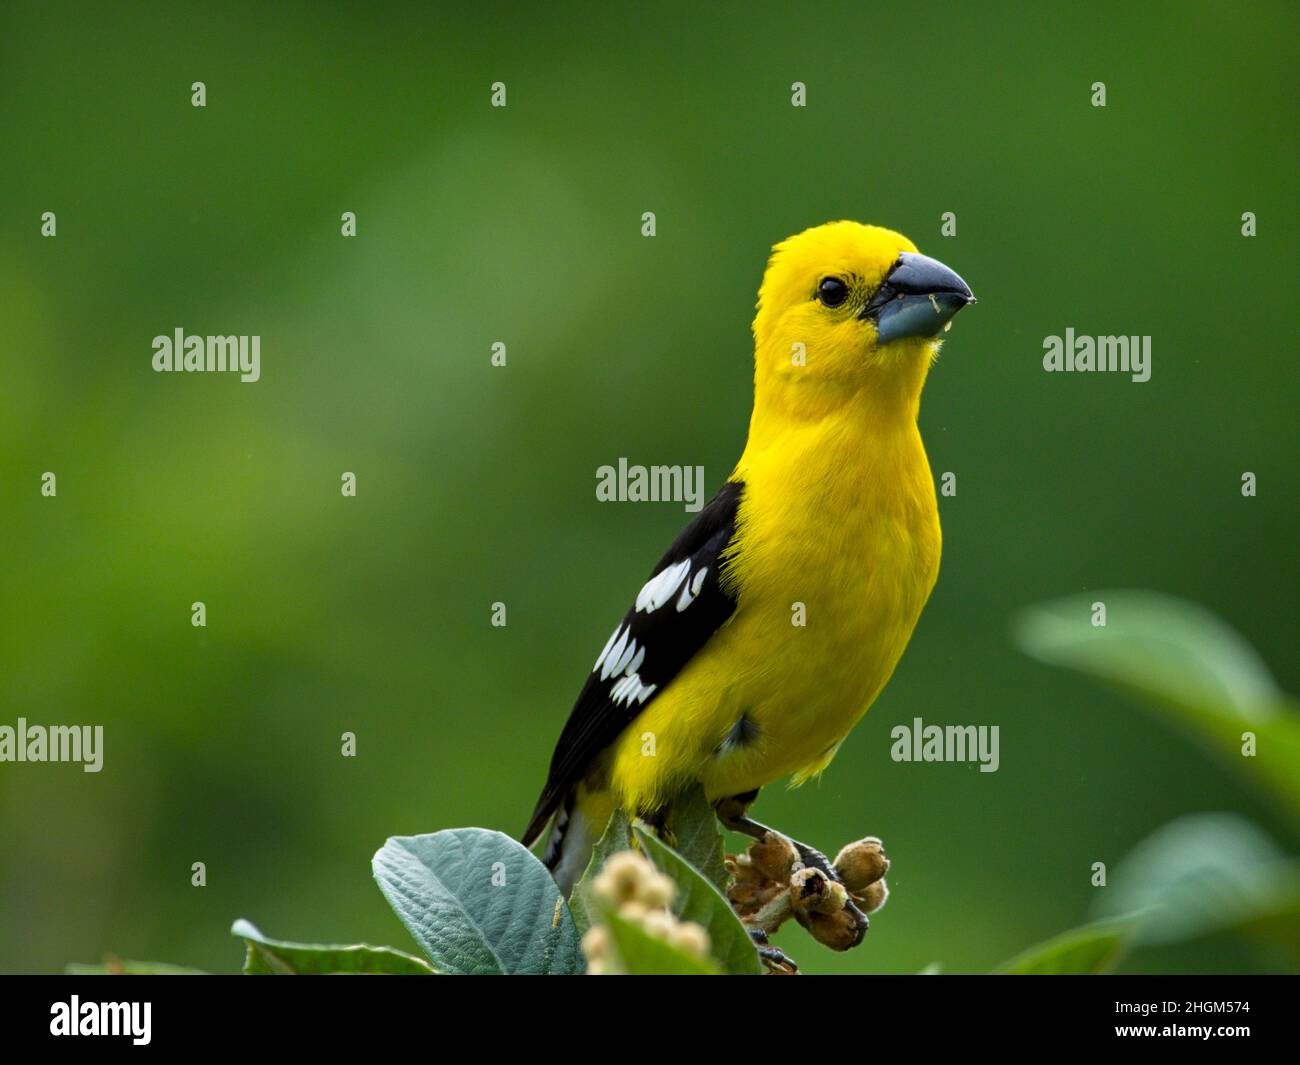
<box><xmin>523</xmin><ymin>221</ymin><xmax>975</xmax><ymax>920</ymax></box>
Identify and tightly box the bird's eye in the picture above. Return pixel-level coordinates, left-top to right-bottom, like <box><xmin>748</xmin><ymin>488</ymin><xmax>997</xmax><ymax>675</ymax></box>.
<box><xmin>817</xmin><ymin>277</ymin><xmax>848</xmax><ymax>308</ymax></box>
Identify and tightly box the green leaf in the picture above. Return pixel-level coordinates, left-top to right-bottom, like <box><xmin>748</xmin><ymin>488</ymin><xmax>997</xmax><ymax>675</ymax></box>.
<box><xmin>372</xmin><ymin>828</ymin><xmax>583</xmax><ymax>975</ymax></box>
<box><xmin>994</xmin><ymin>918</ymin><xmax>1134</xmax><ymax>974</ymax></box>
<box><xmin>1015</xmin><ymin>591</ymin><xmax>1300</xmax><ymax>822</ymax></box>
<box><xmin>1091</xmin><ymin>812</ymin><xmax>1300</xmax><ymax>953</ymax></box>
<box><xmin>568</xmin><ymin>808</ymin><xmax>633</xmax><ymax>937</ymax></box>
<box><xmin>230</xmin><ymin>919</ymin><xmax>436</xmax><ymax>975</ymax></box>
<box><xmin>1015</xmin><ymin>591</ymin><xmax>1278</xmax><ymax>713</ymax></box>
<box><xmin>65</xmin><ymin>960</ymin><xmax>209</xmax><ymax>975</ymax></box>
<box><xmin>602</xmin><ymin>907</ymin><xmax>719</xmax><ymax>975</ymax></box>
<box><xmin>666</xmin><ymin>785</ymin><xmax>730</xmax><ymax>892</ymax></box>
<box><xmin>633</xmin><ymin>823</ymin><xmax>762</xmax><ymax>975</ymax></box>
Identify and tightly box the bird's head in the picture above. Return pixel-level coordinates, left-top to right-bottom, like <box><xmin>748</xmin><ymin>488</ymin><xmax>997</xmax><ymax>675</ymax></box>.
<box><xmin>751</xmin><ymin>221</ymin><xmax>974</xmax><ymax>420</ymax></box>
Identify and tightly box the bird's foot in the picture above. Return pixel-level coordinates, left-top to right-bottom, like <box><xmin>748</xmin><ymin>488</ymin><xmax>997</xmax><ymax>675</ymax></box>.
<box><xmin>789</xmin><ymin>840</ymin><xmax>836</xmax><ymax>881</ymax></box>
<box><xmin>717</xmin><ymin>785</ymin><xmax>878</xmax><ymax>951</ymax></box>
<box><xmin>748</xmin><ymin>928</ymin><xmax>798</xmax><ymax>974</ymax></box>
<box><xmin>635</xmin><ymin>806</ymin><xmax>677</xmax><ymax>850</ymax></box>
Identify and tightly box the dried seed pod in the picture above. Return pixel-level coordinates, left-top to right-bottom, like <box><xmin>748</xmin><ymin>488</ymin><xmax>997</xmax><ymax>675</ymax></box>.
<box><xmin>855</xmin><ymin>877</ymin><xmax>889</xmax><ymax>914</ymax></box>
<box><xmin>725</xmin><ymin>878</ymin><xmax>761</xmax><ymax>913</ymax></box>
<box><xmin>801</xmin><ymin>906</ymin><xmax>866</xmax><ymax>952</ymax></box>
<box><xmin>789</xmin><ymin>867</ymin><xmax>848</xmax><ymax>917</ymax></box>
<box><xmin>748</xmin><ymin>831</ymin><xmax>800</xmax><ymax>882</ymax></box>
<box><xmin>833</xmin><ymin>837</ymin><xmax>889</xmax><ymax>893</ymax></box>
<box><xmin>725</xmin><ymin>843</ymin><xmax>791</xmax><ymax>918</ymax></box>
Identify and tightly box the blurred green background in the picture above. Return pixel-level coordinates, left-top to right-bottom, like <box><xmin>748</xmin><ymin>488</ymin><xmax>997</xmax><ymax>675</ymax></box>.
<box><xmin>1</xmin><ymin>1</ymin><xmax>1295</xmax><ymax>974</ymax></box>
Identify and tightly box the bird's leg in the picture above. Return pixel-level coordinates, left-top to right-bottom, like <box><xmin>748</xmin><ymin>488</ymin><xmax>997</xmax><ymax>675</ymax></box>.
<box><xmin>748</xmin><ymin>928</ymin><xmax>797</xmax><ymax>974</ymax></box>
<box><xmin>636</xmin><ymin>803</ymin><xmax>676</xmax><ymax>849</ymax></box>
<box><xmin>714</xmin><ymin>789</ymin><xmax>871</xmax><ymax>942</ymax></box>
<box><xmin>714</xmin><ymin>789</ymin><xmax>835</xmax><ymax>877</ymax></box>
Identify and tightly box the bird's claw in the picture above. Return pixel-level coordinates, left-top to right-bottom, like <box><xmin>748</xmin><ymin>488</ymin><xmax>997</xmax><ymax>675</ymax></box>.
<box><xmin>749</xmin><ymin>928</ymin><xmax>798</xmax><ymax>974</ymax></box>
<box><xmin>790</xmin><ymin>841</ymin><xmax>837</xmax><ymax>881</ymax></box>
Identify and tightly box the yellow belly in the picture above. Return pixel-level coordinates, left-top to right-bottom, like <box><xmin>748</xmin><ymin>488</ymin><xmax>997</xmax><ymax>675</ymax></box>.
<box><xmin>607</xmin><ymin>407</ymin><xmax>941</xmax><ymax>815</ymax></box>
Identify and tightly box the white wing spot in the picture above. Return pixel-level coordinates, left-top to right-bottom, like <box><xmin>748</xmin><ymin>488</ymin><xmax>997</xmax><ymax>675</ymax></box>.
<box><xmin>611</xmin><ymin>637</ymin><xmax>638</xmax><ymax>678</ymax></box>
<box><xmin>593</xmin><ymin>624</ymin><xmax>623</xmax><ymax>672</ymax></box>
<box><xmin>611</xmin><ymin>672</ymin><xmax>659</xmax><ymax>707</ymax></box>
<box><xmin>636</xmin><ymin>559</ymin><xmax>691</xmax><ymax>613</ymax></box>
<box><xmin>600</xmin><ymin>628</ymin><xmax>630</xmax><ymax>680</ymax></box>
<box><xmin>675</xmin><ymin>565</ymin><xmax>708</xmax><ymax>612</ymax></box>
<box><xmin>611</xmin><ymin>674</ymin><xmax>636</xmax><ymax>704</ymax></box>
<box><xmin>626</xmin><ymin>646</ymin><xmax>645</xmax><ymax>677</ymax></box>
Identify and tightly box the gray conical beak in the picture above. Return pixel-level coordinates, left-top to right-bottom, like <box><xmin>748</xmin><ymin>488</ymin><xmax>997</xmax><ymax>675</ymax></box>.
<box><xmin>861</xmin><ymin>252</ymin><xmax>975</xmax><ymax>343</ymax></box>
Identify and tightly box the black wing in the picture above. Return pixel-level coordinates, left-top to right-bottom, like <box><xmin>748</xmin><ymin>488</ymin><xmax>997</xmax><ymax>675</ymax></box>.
<box><xmin>521</xmin><ymin>479</ymin><xmax>744</xmax><ymax>846</ymax></box>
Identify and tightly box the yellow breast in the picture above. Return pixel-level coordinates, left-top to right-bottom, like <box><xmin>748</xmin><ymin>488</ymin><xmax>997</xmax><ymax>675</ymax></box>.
<box><xmin>608</xmin><ymin>396</ymin><xmax>940</xmax><ymax>813</ymax></box>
